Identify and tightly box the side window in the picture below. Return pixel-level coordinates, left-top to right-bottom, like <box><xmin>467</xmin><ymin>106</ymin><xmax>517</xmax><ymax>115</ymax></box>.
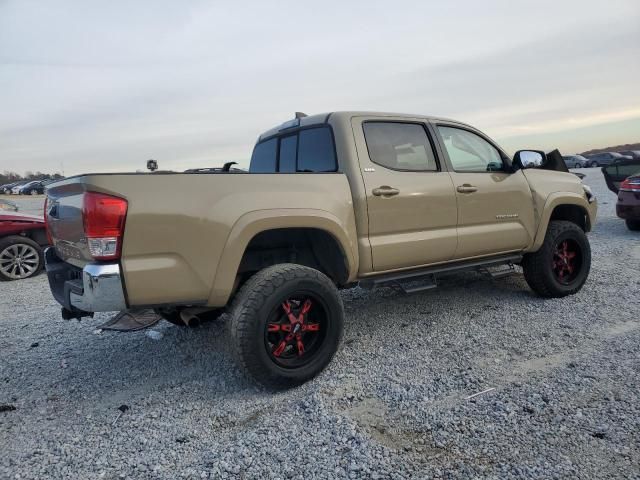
<box><xmin>279</xmin><ymin>135</ymin><xmax>297</xmax><ymax>173</ymax></box>
<box><xmin>249</xmin><ymin>138</ymin><xmax>277</xmax><ymax>172</ymax></box>
<box><xmin>437</xmin><ymin>126</ymin><xmax>504</xmax><ymax>172</ymax></box>
<box><xmin>297</xmin><ymin>128</ymin><xmax>337</xmax><ymax>172</ymax></box>
<box><xmin>363</xmin><ymin>122</ymin><xmax>438</xmax><ymax>171</ymax></box>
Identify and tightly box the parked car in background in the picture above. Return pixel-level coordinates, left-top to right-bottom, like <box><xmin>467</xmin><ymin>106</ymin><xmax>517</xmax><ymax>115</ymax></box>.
<box><xmin>2</xmin><ymin>181</ymin><xmax>27</xmax><ymax>194</ymax></box>
<box><xmin>563</xmin><ymin>155</ymin><xmax>589</xmax><ymax>168</ymax></box>
<box><xmin>619</xmin><ymin>150</ymin><xmax>640</xmax><ymax>159</ymax></box>
<box><xmin>585</xmin><ymin>152</ymin><xmax>632</xmax><ymax>167</ymax></box>
<box><xmin>0</xmin><ymin>211</ymin><xmax>49</xmax><ymax>280</ymax></box>
<box><xmin>602</xmin><ymin>159</ymin><xmax>640</xmax><ymax>231</ymax></box>
<box><xmin>15</xmin><ymin>180</ymin><xmax>49</xmax><ymax>195</ymax></box>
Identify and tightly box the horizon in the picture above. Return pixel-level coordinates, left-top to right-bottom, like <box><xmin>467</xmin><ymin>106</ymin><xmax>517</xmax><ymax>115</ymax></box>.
<box><xmin>1</xmin><ymin>0</ymin><xmax>639</xmax><ymax>176</ymax></box>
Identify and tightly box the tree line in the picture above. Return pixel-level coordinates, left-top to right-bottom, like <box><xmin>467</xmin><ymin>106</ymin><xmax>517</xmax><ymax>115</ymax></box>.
<box><xmin>1</xmin><ymin>171</ymin><xmax>64</xmax><ymax>185</ymax></box>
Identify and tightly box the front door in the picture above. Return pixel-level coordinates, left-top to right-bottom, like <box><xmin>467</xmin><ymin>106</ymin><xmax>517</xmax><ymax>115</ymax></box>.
<box><xmin>352</xmin><ymin>117</ymin><xmax>458</xmax><ymax>272</ymax></box>
<box><xmin>433</xmin><ymin>124</ymin><xmax>535</xmax><ymax>259</ymax></box>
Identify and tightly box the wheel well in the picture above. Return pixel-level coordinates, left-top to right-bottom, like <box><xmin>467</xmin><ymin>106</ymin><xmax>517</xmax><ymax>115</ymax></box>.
<box><xmin>549</xmin><ymin>204</ymin><xmax>588</xmax><ymax>231</ymax></box>
<box><xmin>237</xmin><ymin>228</ymin><xmax>349</xmax><ymax>286</ymax></box>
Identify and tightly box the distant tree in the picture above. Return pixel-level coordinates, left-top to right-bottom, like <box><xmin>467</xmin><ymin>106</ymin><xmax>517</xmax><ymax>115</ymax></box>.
<box><xmin>0</xmin><ymin>170</ymin><xmax>65</xmax><ymax>186</ymax></box>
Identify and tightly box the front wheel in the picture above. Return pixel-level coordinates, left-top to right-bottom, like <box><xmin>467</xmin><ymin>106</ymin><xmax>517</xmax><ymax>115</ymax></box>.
<box><xmin>590</xmin><ymin>161</ymin><xmax>599</xmax><ymax>168</ymax></box>
<box><xmin>229</xmin><ymin>264</ymin><xmax>344</xmax><ymax>389</ymax></box>
<box><xmin>522</xmin><ymin>221</ymin><xmax>591</xmax><ymax>298</ymax></box>
<box><xmin>626</xmin><ymin>219</ymin><xmax>640</xmax><ymax>231</ymax></box>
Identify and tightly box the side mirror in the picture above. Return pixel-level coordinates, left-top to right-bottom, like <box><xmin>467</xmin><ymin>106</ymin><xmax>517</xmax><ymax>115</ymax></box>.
<box><xmin>514</xmin><ymin>150</ymin><xmax>546</xmax><ymax>169</ymax></box>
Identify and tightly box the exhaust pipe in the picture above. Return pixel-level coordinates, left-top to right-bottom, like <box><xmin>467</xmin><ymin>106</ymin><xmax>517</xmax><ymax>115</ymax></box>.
<box><xmin>179</xmin><ymin>310</ymin><xmax>202</xmax><ymax>327</ymax></box>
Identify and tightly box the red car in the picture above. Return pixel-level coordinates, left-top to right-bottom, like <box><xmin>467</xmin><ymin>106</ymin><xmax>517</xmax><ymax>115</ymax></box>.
<box><xmin>0</xmin><ymin>211</ymin><xmax>49</xmax><ymax>280</ymax></box>
<box><xmin>603</xmin><ymin>161</ymin><xmax>640</xmax><ymax>231</ymax></box>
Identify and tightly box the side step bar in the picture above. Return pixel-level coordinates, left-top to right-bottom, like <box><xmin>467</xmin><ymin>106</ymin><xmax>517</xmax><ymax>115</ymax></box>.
<box><xmin>359</xmin><ymin>254</ymin><xmax>522</xmax><ymax>294</ymax></box>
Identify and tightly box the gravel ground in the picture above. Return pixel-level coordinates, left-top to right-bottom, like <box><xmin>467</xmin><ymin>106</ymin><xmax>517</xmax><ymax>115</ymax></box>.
<box><xmin>1</xmin><ymin>169</ymin><xmax>639</xmax><ymax>479</ymax></box>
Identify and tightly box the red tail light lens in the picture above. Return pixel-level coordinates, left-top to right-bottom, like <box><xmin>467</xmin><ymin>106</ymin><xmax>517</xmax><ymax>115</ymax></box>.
<box><xmin>44</xmin><ymin>197</ymin><xmax>53</xmax><ymax>245</ymax></box>
<box><xmin>620</xmin><ymin>178</ymin><xmax>640</xmax><ymax>192</ymax></box>
<box><xmin>82</xmin><ymin>192</ymin><xmax>128</xmax><ymax>260</ymax></box>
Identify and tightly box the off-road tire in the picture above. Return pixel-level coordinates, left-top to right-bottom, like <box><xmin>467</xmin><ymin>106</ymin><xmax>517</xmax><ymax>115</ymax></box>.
<box><xmin>522</xmin><ymin>220</ymin><xmax>591</xmax><ymax>298</ymax></box>
<box><xmin>0</xmin><ymin>235</ymin><xmax>43</xmax><ymax>281</ymax></box>
<box><xmin>626</xmin><ymin>219</ymin><xmax>640</xmax><ymax>231</ymax></box>
<box><xmin>229</xmin><ymin>264</ymin><xmax>344</xmax><ymax>389</ymax></box>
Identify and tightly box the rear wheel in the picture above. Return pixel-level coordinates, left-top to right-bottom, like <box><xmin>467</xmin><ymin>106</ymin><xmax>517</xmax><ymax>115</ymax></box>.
<box><xmin>30</xmin><ymin>189</ymin><xmax>38</xmax><ymax>195</ymax></box>
<box><xmin>0</xmin><ymin>236</ymin><xmax>43</xmax><ymax>281</ymax></box>
<box><xmin>229</xmin><ymin>264</ymin><xmax>343</xmax><ymax>389</ymax></box>
<box><xmin>522</xmin><ymin>221</ymin><xmax>591</xmax><ymax>297</ymax></box>
<box><xmin>590</xmin><ymin>161</ymin><xmax>599</xmax><ymax>168</ymax></box>
<box><xmin>626</xmin><ymin>219</ymin><xmax>640</xmax><ymax>231</ymax></box>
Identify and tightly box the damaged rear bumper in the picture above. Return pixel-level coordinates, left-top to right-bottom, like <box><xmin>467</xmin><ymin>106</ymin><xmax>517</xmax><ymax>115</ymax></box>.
<box><xmin>44</xmin><ymin>247</ymin><xmax>127</xmax><ymax>316</ymax></box>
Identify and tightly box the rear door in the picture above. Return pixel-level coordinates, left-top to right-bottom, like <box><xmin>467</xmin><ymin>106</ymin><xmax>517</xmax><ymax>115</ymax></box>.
<box><xmin>351</xmin><ymin>116</ymin><xmax>458</xmax><ymax>271</ymax></box>
<box><xmin>432</xmin><ymin>123</ymin><xmax>535</xmax><ymax>260</ymax></box>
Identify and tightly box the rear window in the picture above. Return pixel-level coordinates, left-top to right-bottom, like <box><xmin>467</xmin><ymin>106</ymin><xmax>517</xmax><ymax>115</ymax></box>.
<box><xmin>279</xmin><ymin>135</ymin><xmax>297</xmax><ymax>173</ymax></box>
<box><xmin>249</xmin><ymin>126</ymin><xmax>337</xmax><ymax>173</ymax></box>
<box><xmin>249</xmin><ymin>138</ymin><xmax>277</xmax><ymax>173</ymax></box>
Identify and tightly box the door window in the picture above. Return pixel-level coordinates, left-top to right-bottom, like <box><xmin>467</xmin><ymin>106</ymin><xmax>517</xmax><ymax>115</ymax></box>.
<box><xmin>437</xmin><ymin>126</ymin><xmax>505</xmax><ymax>172</ymax></box>
<box><xmin>363</xmin><ymin>122</ymin><xmax>438</xmax><ymax>171</ymax></box>
<box><xmin>297</xmin><ymin>128</ymin><xmax>337</xmax><ymax>172</ymax></box>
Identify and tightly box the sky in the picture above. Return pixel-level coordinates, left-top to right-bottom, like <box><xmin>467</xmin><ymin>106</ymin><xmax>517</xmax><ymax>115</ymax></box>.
<box><xmin>0</xmin><ymin>0</ymin><xmax>639</xmax><ymax>175</ymax></box>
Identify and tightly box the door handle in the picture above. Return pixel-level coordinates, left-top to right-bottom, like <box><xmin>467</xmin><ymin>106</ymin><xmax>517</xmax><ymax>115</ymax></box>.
<box><xmin>372</xmin><ymin>186</ymin><xmax>400</xmax><ymax>197</ymax></box>
<box><xmin>456</xmin><ymin>184</ymin><xmax>478</xmax><ymax>193</ymax></box>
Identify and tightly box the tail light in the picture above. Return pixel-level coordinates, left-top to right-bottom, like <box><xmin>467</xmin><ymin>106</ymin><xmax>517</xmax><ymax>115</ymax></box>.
<box><xmin>43</xmin><ymin>197</ymin><xmax>53</xmax><ymax>245</ymax></box>
<box><xmin>620</xmin><ymin>178</ymin><xmax>640</xmax><ymax>193</ymax></box>
<box><xmin>82</xmin><ymin>192</ymin><xmax>128</xmax><ymax>260</ymax></box>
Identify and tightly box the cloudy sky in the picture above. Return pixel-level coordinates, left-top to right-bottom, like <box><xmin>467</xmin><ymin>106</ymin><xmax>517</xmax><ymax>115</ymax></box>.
<box><xmin>1</xmin><ymin>0</ymin><xmax>639</xmax><ymax>175</ymax></box>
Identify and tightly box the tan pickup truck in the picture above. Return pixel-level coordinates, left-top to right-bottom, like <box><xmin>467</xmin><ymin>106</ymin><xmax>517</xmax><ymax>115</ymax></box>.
<box><xmin>44</xmin><ymin>111</ymin><xmax>597</xmax><ymax>388</ymax></box>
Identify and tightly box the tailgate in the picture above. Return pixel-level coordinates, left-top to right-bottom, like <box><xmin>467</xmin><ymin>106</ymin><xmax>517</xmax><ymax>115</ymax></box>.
<box><xmin>45</xmin><ymin>178</ymin><xmax>93</xmax><ymax>268</ymax></box>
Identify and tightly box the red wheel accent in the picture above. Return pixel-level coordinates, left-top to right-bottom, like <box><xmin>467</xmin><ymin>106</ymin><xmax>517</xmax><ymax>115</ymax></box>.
<box><xmin>272</xmin><ymin>340</ymin><xmax>288</xmax><ymax>357</ymax></box>
<box><xmin>296</xmin><ymin>335</ymin><xmax>305</xmax><ymax>356</ymax></box>
<box><xmin>266</xmin><ymin>296</ymin><xmax>325</xmax><ymax>364</ymax></box>
<box><xmin>552</xmin><ymin>239</ymin><xmax>581</xmax><ymax>285</ymax></box>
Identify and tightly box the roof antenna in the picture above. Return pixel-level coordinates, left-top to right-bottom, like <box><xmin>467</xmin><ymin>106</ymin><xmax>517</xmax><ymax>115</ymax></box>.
<box><xmin>295</xmin><ymin>112</ymin><xmax>307</xmax><ymax>119</ymax></box>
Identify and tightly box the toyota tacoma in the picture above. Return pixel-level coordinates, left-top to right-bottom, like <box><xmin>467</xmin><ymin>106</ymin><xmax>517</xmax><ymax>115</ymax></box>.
<box><xmin>44</xmin><ymin>112</ymin><xmax>598</xmax><ymax>388</ymax></box>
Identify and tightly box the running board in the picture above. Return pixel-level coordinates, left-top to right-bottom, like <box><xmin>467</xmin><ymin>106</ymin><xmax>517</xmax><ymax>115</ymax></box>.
<box><xmin>359</xmin><ymin>254</ymin><xmax>522</xmax><ymax>293</ymax></box>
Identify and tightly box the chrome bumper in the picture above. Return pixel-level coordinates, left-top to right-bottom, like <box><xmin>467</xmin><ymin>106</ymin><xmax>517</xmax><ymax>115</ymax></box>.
<box><xmin>45</xmin><ymin>247</ymin><xmax>127</xmax><ymax>313</ymax></box>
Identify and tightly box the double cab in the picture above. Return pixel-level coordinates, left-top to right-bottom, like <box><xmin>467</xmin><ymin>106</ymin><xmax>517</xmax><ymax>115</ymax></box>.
<box><xmin>44</xmin><ymin>112</ymin><xmax>598</xmax><ymax>388</ymax></box>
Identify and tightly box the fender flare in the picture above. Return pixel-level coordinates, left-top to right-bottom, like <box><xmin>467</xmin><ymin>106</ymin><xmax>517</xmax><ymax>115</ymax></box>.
<box><xmin>530</xmin><ymin>193</ymin><xmax>592</xmax><ymax>251</ymax></box>
<box><xmin>207</xmin><ymin>208</ymin><xmax>358</xmax><ymax>306</ymax></box>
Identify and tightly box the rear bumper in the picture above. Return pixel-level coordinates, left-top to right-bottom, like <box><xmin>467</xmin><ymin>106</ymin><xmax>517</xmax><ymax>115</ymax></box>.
<box><xmin>44</xmin><ymin>247</ymin><xmax>127</xmax><ymax>313</ymax></box>
<box><xmin>616</xmin><ymin>192</ymin><xmax>640</xmax><ymax>220</ymax></box>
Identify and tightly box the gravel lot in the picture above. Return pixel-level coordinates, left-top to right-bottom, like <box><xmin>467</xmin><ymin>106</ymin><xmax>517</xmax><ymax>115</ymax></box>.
<box><xmin>1</xmin><ymin>169</ymin><xmax>639</xmax><ymax>479</ymax></box>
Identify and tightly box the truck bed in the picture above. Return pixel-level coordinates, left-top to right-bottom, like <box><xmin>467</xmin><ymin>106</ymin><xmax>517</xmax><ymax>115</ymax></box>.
<box><xmin>45</xmin><ymin>172</ymin><xmax>358</xmax><ymax>307</ymax></box>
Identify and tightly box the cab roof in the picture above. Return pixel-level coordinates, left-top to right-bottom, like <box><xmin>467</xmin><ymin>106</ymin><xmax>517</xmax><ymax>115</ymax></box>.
<box><xmin>257</xmin><ymin>111</ymin><xmax>473</xmax><ymax>141</ymax></box>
